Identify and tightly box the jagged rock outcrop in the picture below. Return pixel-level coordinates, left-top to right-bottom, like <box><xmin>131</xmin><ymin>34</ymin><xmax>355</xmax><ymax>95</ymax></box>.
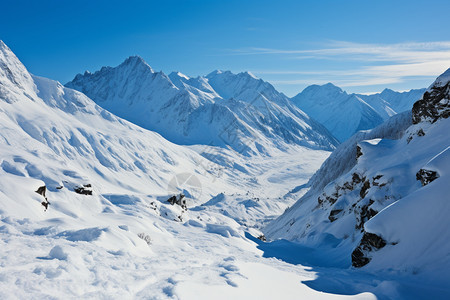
<box><xmin>351</xmin><ymin>232</ymin><xmax>387</xmax><ymax>267</ymax></box>
<box><xmin>74</xmin><ymin>184</ymin><xmax>93</xmax><ymax>195</ymax></box>
<box><xmin>265</xmin><ymin>68</ymin><xmax>450</xmax><ymax>275</ymax></box>
<box><xmin>416</xmin><ymin>169</ymin><xmax>440</xmax><ymax>186</ymax></box>
<box><xmin>35</xmin><ymin>185</ymin><xmax>50</xmax><ymax>210</ymax></box>
<box><xmin>167</xmin><ymin>193</ymin><xmax>187</xmax><ymax>209</ymax></box>
<box><xmin>412</xmin><ymin>69</ymin><xmax>450</xmax><ymax>124</ymax></box>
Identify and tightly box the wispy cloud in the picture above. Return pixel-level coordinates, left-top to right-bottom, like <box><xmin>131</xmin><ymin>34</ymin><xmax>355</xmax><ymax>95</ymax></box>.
<box><xmin>232</xmin><ymin>41</ymin><xmax>450</xmax><ymax>90</ymax></box>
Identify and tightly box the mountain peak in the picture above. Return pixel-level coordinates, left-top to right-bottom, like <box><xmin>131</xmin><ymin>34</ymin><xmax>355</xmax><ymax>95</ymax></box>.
<box><xmin>0</xmin><ymin>40</ymin><xmax>8</xmax><ymax>50</ymax></box>
<box><xmin>432</xmin><ymin>67</ymin><xmax>450</xmax><ymax>88</ymax></box>
<box><xmin>0</xmin><ymin>40</ymin><xmax>37</xmax><ymax>102</ymax></box>
<box><xmin>239</xmin><ymin>71</ymin><xmax>258</xmax><ymax>79</ymax></box>
<box><xmin>299</xmin><ymin>82</ymin><xmax>345</xmax><ymax>97</ymax></box>
<box><xmin>169</xmin><ymin>71</ymin><xmax>190</xmax><ymax>80</ymax></box>
<box><xmin>120</xmin><ymin>55</ymin><xmax>154</xmax><ymax>72</ymax></box>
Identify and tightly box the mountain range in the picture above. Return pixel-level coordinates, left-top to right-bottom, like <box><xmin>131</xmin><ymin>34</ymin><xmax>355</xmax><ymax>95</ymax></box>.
<box><xmin>66</xmin><ymin>57</ymin><xmax>424</xmax><ymax>151</ymax></box>
<box><xmin>291</xmin><ymin>83</ymin><xmax>425</xmax><ymax>142</ymax></box>
<box><xmin>1</xmin><ymin>38</ymin><xmax>449</xmax><ymax>299</ymax></box>
<box><xmin>66</xmin><ymin>58</ymin><xmax>338</xmax><ymax>159</ymax></box>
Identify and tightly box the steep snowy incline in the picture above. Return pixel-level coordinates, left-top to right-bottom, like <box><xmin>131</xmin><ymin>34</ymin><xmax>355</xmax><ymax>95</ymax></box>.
<box><xmin>0</xmin><ymin>41</ymin><xmax>243</xmax><ymax>205</ymax></box>
<box><xmin>66</xmin><ymin>60</ymin><xmax>338</xmax><ymax>157</ymax></box>
<box><xmin>291</xmin><ymin>83</ymin><xmax>384</xmax><ymax>142</ymax></box>
<box><xmin>0</xmin><ymin>41</ymin><xmax>380</xmax><ymax>300</ymax></box>
<box><xmin>265</xmin><ymin>68</ymin><xmax>450</xmax><ymax>292</ymax></box>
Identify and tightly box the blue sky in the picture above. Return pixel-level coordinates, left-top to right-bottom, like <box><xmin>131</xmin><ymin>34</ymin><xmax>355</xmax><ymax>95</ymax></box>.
<box><xmin>1</xmin><ymin>0</ymin><xmax>450</xmax><ymax>96</ymax></box>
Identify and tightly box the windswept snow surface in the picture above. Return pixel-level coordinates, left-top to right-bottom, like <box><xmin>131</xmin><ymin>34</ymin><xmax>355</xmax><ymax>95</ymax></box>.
<box><xmin>0</xmin><ymin>41</ymin><xmax>384</xmax><ymax>299</ymax></box>
<box><xmin>266</xmin><ymin>69</ymin><xmax>450</xmax><ymax>298</ymax></box>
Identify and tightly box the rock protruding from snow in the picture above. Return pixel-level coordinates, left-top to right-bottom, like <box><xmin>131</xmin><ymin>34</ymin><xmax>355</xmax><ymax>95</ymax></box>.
<box><xmin>265</xmin><ymin>69</ymin><xmax>450</xmax><ymax>277</ymax></box>
<box><xmin>412</xmin><ymin>68</ymin><xmax>450</xmax><ymax>124</ymax></box>
<box><xmin>351</xmin><ymin>232</ymin><xmax>386</xmax><ymax>267</ymax></box>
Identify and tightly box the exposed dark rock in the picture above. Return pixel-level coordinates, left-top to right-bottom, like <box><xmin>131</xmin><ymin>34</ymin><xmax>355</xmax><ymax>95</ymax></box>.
<box><xmin>412</xmin><ymin>81</ymin><xmax>450</xmax><ymax>124</ymax></box>
<box><xmin>167</xmin><ymin>193</ymin><xmax>187</xmax><ymax>209</ymax></box>
<box><xmin>416</xmin><ymin>169</ymin><xmax>439</xmax><ymax>186</ymax></box>
<box><xmin>360</xmin><ymin>180</ymin><xmax>371</xmax><ymax>198</ymax></box>
<box><xmin>352</xmin><ymin>232</ymin><xmax>387</xmax><ymax>267</ymax></box>
<box><xmin>328</xmin><ymin>209</ymin><xmax>343</xmax><ymax>222</ymax></box>
<box><xmin>35</xmin><ymin>186</ymin><xmax>50</xmax><ymax>211</ymax></box>
<box><xmin>41</xmin><ymin>201</ymin><xmax>50</xmax><ymax>210</ymax></box>
<box><xmin>355</xmin><ymin>200</ymin><xmax>377</xmax><ymax>229</ymax></box>
<box><xmin>257</xmin><ymin>234</ymin><xmax>267</xmax><ymax>242</ymax></box>
<box><xmin>356</xmin><ymin>145</ymin><xmax>363</xmax><ymax>160</ymax></box>
<box><xmin>352</xmin><ymin>173</ymin><xmax>364</xmax><ymax>185</ymax></box>
<box><xmin>372</xmin><ymin>175</ymin><xmax>383</xmax><ymax>186</ymax></box>
<box><xmin>74</xmin><ymin>184</ymin><xmax>93</xmax><ymax>195</ymax></box>
<box><xmin>35</xmin><ymin>186</ymin><xmax>46</xmax><ymax>198</ymax></box>
<box><xmin>417</xmin><ymin>128</ymin><xmax>425</xmax><ymax>136</ymax></box>
<box><xmin>407</xmin><ymin>128</ymin><xmax>426</xmax><ymax>144</ymax></box>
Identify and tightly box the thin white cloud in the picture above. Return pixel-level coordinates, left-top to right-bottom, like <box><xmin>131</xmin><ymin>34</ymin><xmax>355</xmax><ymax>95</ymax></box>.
<box><xmin>239</xmin><ymin>41</ymin><xmax>450</xmax><ymax>88</ymax></box>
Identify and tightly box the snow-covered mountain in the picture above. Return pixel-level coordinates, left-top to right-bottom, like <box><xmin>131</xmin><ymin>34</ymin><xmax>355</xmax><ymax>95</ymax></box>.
<box><xmin>291</xmin><ymin>83</ymin><xmax>425</xmax><ymax>142</ymax></box>
<box><xmin>66</xmin><ymin>59</ymin><xmax>338</xmax><ymax>157</ymax></box>
<box><xmin>265</xmin><ymin>69</ymin><xmax>450</xmax><ymax>288</ymax></box>
<box><xmin>0</xmin><ymin>42</ymin><xmax>237</xmax><ymax>204</ymax></box>
<box><xmin>0</xmin><ymin>40</ymin><xmax>377</xmax><ymax>299</ymax></box>
<box><xmin>359</xmin><ymin>88</ymin><xmax>426</xmax><ymax>119</ymax></box>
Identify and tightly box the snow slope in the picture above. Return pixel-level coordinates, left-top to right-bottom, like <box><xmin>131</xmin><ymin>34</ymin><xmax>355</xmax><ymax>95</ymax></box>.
<box><xmin>291</xmin><ymin>83</ymin><xmax>424</xmax><ymax>142</ymax></box>
<box><xmin>1</xmin><ymin>40</ymin><xmax>384</xmax><ymax>299</ymax></box>
<box><xmin>265</xmin><ymin>68</ymin><xmax>450</xmax><ymax>293</ymax></box>
<box><xmin>66</xmin><ymin>59</ymin><xmax>338</xmax><ymax>158</ymax></box>
<box><xmin>291</xmin><ymin>83</ymin><xmax>385</xmax><ymax>142</ymax></box>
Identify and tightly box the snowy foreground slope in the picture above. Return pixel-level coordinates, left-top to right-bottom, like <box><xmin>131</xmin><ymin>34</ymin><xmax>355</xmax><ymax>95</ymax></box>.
<box><xmin>291</xmin><ymin>83</ymin><xmax>424</xmax><ymax>142</ymax></box>
<box><xmin>266</xmin><ymin>69</ymin><xmax>450</xmax><ymax>295</ymax></box>
<box><xmin>0</xmin><ymin>41</ymin><xmax>385</xmax><ymax>299</ymax></box>
<box><xmin>66</xmin><ymin>60</ymin><xmax>337</xmax><ymax>159</ymax></box>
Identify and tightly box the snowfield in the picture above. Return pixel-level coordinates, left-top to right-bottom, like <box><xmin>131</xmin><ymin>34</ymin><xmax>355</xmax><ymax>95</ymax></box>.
<box><xmin>0</xmin><ymin>39</ymin><xmax>449</xmax><ymax>299</ymax></box>
<box><xmin>266</xmin><ymin>68</ymin><xmax>450</xmax><ymax>298</ymax></box>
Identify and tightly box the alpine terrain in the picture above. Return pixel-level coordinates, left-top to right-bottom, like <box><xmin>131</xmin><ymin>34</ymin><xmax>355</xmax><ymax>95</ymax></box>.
<box><xmin>291</xmin><ymin>83</ymin><xmax>425</xmax><ymax>142</ymax></box>
<box><xmin>0</xmin><ymin>37</ymin><xmax>448</xmax><ymax>300</ymax></box>
<box><xmin>266</xmin><ymin>68</ymin><xmax>450</xmax><ymax>297</ymax></box>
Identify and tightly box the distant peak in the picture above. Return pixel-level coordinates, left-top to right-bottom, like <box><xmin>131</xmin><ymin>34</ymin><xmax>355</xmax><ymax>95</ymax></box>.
<box><xmin>323</xmin><ymin>82</ymin><xmax>341</xmax><ymax>89</ymax></box>
<box><xmin>207</xmin><ymin>70</ymin><xmax>222</xmax><ymax>76</ymax></box>
<box><xmin>120</xmin><ymin>55</ymin><xmax>154</xmax><ymax>72</ymax></box>
<box><xmin>169</xmin><ymin>71</ymin><xmax>190</xmax><ymax>80</ymax></box>
<box><xmin>239</xmin><ymin>71</ymin><xmax>258</xmax><ymax>79</ymax></box>
<box><xmin>206</xmin><ymin>70</ymin><xmax>234</xmax><ymax>78</ymax></box>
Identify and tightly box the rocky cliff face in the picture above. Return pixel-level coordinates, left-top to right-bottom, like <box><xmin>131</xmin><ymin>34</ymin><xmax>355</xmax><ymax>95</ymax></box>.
<box><xmin>265</xmin><ymin>68</ymin><xmax>450</xmax><ymax>276</ymax></box>
<box><xmin>412</xmin><ymin>69</ymin><xmax>450</xmax><ymax>124</ymax></box>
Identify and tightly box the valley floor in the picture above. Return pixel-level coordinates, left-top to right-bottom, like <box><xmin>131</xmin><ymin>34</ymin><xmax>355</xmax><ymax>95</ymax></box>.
<box><xmin>1</xmin><ymin>149</ymin><xmax>447</xmax><ymax>300</ymax></box>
